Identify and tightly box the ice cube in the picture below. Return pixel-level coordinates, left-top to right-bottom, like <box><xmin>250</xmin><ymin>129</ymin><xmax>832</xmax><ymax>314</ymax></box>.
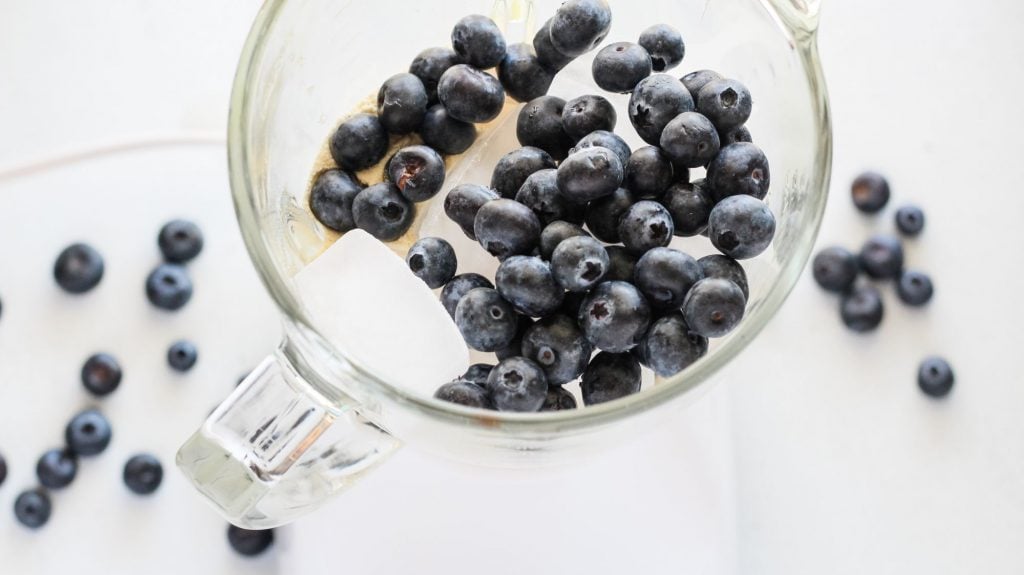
<box><xmin>294</xmin><ymin>229</ymin><xmax>470</xmax><ymax>397</ymax></box>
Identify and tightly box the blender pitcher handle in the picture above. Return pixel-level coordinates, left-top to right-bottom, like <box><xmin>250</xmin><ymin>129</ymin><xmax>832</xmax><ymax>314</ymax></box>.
<box><xmin>176</xmin><ymin>347</ymin><xmax>400</xmax><ymax>529</ymax></box>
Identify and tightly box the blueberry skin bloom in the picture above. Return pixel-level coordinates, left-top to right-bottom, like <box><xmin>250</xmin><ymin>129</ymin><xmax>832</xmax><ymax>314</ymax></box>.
<box><xmin>661</xmin><ymin>179</ymin><xmax>713</xmax><ymax>237</ymax></box>
<box><xmin>918</xmin><ymin>356</ymin><xmax>954</xmax><ymax>398</ymax></box>
<box><xmin>14</xmin><ymin>489</ymin><xmax>52</xmax><ymax>529</ymax></box>
<box><xmin>386</xmin><ymin>145</ymin><xmax>446</xmax><ymax>203</ymax></box>
<box><xmin>638</xmin><ymin>24</ymin><xmax>685</xmax><ymax>72</ymax></box>
<box><xmin>634</xmin><ymin>247</ymin><xmax>703</xmax><ymax>310</ymax></box>
<box><xmin>561</xmin><ymin>94</ymin><xmax>617</xmax><ymax>140</ymax></box>
<box><xmin>682</xmin><ymin>278</ymin><xmax>746</xmax><ymax>338</ymax></box>
<box><xmin>517</xmin><ymin>96</ymin><xmax>573</xmax><ymax>161</ymax></box>
<box><xmin>840</xmin><ymin>284</ymin><xmax>884</xmax><ymax>332</ymax></box>
<box><xmin>434</xmin><ymin>379</ymin><xmax>494</xmax><ymax>409</ymax></box>
<box><xmin>696</xmin><ymin>78</ymin><xmax>753</xmax><ymax>131</ymax></box>
<box><xmin>462</xmin><ymin>363</ymin><xmax>495</xmax><ymax>387</ymax></box>
<box><xmin>540</xmin><ymin>221</ymin><xmax>589</xmax><ymax>261</ymax></box>
<box><xmin>660</xmin><ymin>111</ymin><xmax>721</xmax><ymax>168</ymax></box>
<box><xmin>157</xmin><ymin>219</ymin><xmax>204</xmax><ymax>263</ymax></box>
<box><xmin>707</xmin><ymin>142</ymin><xmax>771</xmax><ymax>202</ymax></box>
<box><xmin>605</xmin><ymin>246</ymin><xmax>639</xmax><ymax>282</ymax></box>
<box><xmin>473</xmin><ymin>198</ymin><xmax>542</xmax><ymax>260</ymax></box>
<box><xmin>123</xmin><ymin>454</ymin><xmax>164</xmax><ymax>495</ymax></box>
<box><xmin>639</xmin><ymin>312</ymin><xmax>708</xmax><ymax>377</ymax></box>
<box><xmin>420</xmin><ymin>104</ymin><xmax>478</xmax><ymax>155</ymax></box>
<box><xmin>352</xmin><ymin>182</ymin><xmax>415</xmax><ymax>241</ymax></box>
<box><xmin>145</xmin><ymin>263</ymin><xmax>193</xmax><ymax>311</ymax></box>
<box><xmin>578</xmin><ymin>281</ymin><xmax>652</xmax><ymax>353</ymax></box>
<box><xmin>516</xmin><ymin>169</ymin><xmax>579</xmax><ymax>225</ymax></box>
<box><xmin>584</xmin><ymin>187</ymin><xmax>635</xmax><ymax>243</ymax></box>
<box><xmin>409</xmin><ymin>46</ymin><xmax>461</xmax><ymax>104</ymax></box>
<box><xmin>444</xmin><ymin>183</ymin><xmax>499</xmax><ymax>240</ymax></box>
<box><xmin>719</xmin><ymin>125</ymin><xmax>753</xmax><ymax>146</ymax></box>
<box><xmin>572</xmin><ymin>130</ymin><xmax>632</xmax><ymax>169</ymax></box>
<box><xmin>521</xmin><ymin>314</ymin><xmax>593</xmax><ymax>385</ymax></box>
<box><xmin>81</xmin><ymin>352</ymin><xmax>122</xmax><ymax>397</ymax></box>
<box><xmin>812</xmin><ymin>246</ymin><xmax>859</xmax><ymax>293</ymax></box>
<box><xmin>858</xmin><ymin>234</ymin><xmax>904</xmax><ymax>279</ymax></box>
<box><xmin>897</xmin><ymin>270</ymin><xmax>934</xmax><ymax>306</ymax></box>
<box><xmin>227</xmin><ymin>525</ymin><xmax>275</xmax><ymax>557</ymax></box>
<box><xmin>406</xmin><ymin>237</ymin><xmax>457</xmax><ymax>289</ymax></box>
<box><xmin>498</xmin><ymin>43</ymin><xmax>554</xmax><ymax>103</ymax></box>
<box><xmin>624</xmin><ymin>146</ymin><xmax>674</xmax><ymax>200</ymax></box>
<box><xmin>540</xmin><ymin>386</ymin><xmax>578</xmax><ymax>411</ymax></box>
<box><xmin>451</xmin><ymin>14</ymin><xmax>507</xmax><ymax>69</ymax></box>
<box><xmin>54</xmin><ymin>243</ymin><xmax>105</xmax><ymax>294</ymax></box>
<box><xmin>629</xmin><ymin>74</ymin><xmax>695</xmax><ymax>146</ymax></box>
<box><xmin>556</xmin><ymin>146</ymin><xmax>624</xmax><ymax>203</ymax></box>
<box><xmin>551</xmin><ymin>235</ymin><xmax>610</xmax><ymax>293</ymax></box>
<box><xmin>329</xmin><ymin>113</ymin><xmax>389</xmax><ymax>172</ymax></box>
<box><xmin>438</xmin><ymin>64</ymin><xmax>506</xmax><ymax>124</ymax></box>
<box><xmin>618</xmin><ymin>200</ymin><xmax>675</xmax><ymax>255</ymax></box>
<box><xmin>592</xmin><ymin>42</ymin><xmax>652</xmax><ymax>94</ymax></box>
<box><xmin>698</xmin><ymin>254</ymin><xmax>749</xmax><ymax>300</ymax></box>
<box><xmin>486</xmin><ymin>357</ymin><xmax>548</xmax><ymax>412</ymax></box>
<box><xmin>681</xmin><ymin>69</ymin><xmax>722</xmax><ymax>101</ymax></box>
<box><xmin>495</xmin><ymin>314</ymin><xmax>534</xmax><ymax>361</ymax></box>
<box><xmin>581</xmin><ymin>351</ymin><xmax>642</xmax><ymax>405</ymax></box>
<box><xmin>167</xmin><ymin>340</ymin><xmax>198</xmax><ymax>372</ymax></box>
<box><xmin>895</xmin><ymin>205</ymin><xmax>925</xmax><ymax>236</ymax></box>
<box><xmin>377</xmin><ymin>73</ymin><xmax>428</xmax><ymax>134</ymax></box>
<box><xmin>491</xmin><ymin>146</ymin><xmax>557</xmax><ymax>199</ymax></box>
<box><xmin>548</xmin><ymin>0</ymin><xmax>613</xmax><ymax>57</ymax></box>
<box><xmin>309</xmin><ymin>169</ymin><xmax>363</xmax><ymax>232</ymax></box>
<box><xmin>495</xmin><ymin>256</ymin><xmax>564</xmax><ymax>318</ymax></box>
<box><xmin>850</xmin><ymin>171</ymin><xmax>890</xmax><ymax>214</ymax></box>
<box><xmin>36</xmin><ymin>448</ymin><xmax>78</xmax><ymax>489</ymax></box>
<box><xmin>454</xmin><ymin>287</ymin><xmax>519</xmax><ymax>352</ymax></box>
<box><xmin>707</xmin><ymin>195</ymin><xmax>776</xmax><ymax>260</ymax></box>
<box><xmin>440</xmin><ymin>273</ymin><xmax>494</xmax><ymax>318</ymax></box>
<box><xmin>65</xmin><ymin>409</ymin><xmax>113</xmax><ymax>456</ymax></box>
<box><xmin>533</xmin><ymin>18</ymin><xmax>575</xmax><ymax>73</ymax></box>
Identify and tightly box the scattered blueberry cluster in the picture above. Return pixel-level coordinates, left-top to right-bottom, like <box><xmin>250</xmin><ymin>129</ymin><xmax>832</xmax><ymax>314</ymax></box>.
<box><xmin>811</xmin><ymin>172</ymin><xmax>954</xmax><ymax>398</ymax></box>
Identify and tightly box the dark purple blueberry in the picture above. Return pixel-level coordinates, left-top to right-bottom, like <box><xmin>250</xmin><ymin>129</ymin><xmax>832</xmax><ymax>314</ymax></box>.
<box><xmin>639</xmin><ymin>312</ymin><xmax>708</xmax><ymax>377</ymax></box>
<box><xmin>858</xmin><ymin>235</ymin><xmax>904</xmax><ymax>279</ymax></box>
<box><xmin>812</xmin><ymin>246</ymin><xmax>859</xmax><ymax>293</ymax></box>
<box><xmin>438</xmin><ymin>64</ymin><xmax>505</xmax><ymax>123</ymax></box>
<box><xmin>65</xmin><ymin>409</ymin><xmax>112</xmax><ymax>456</ymax></box>
<box><xmin>409</xmin><ymin>47</ymin><xmax>461</xmax><ymax>104</ymax></box>
<box><xmin>420</xmin><ymin>104</ymin><xmax>478</xmax><ymax>155</ymax></box>
<box><xmin>521</xmin><ymin>314</ymin><xmax>592</xmax><ymax>385</ymax></box>
<box><xmin>440</xmin><ymin>273</ymin><xmax>494</xmax><ymax>318</ymax></box>
<box><xmin>540</xmin><ymin>221</ymin><xmax>589</xmax><ymax>260</ymax></box>
<box><xmin>661</xmin><ymin>179</ymin><xmax>712</xmax><ymax>237</ymax></box>
<box><xmin>227</xmin><ymin>525</ymin><xmax>275</xmax><ymax>557</ymax></box>
<box><xmin>918</xmin><ymin>357</ymin><xmax>954</xmax><ymax>398</ymax></box>
<box><xmin>698</xmin><ymin>254</ymin><xmax>749</xmax><ymax>300</ymax></box>
<box><xmin>329</xmin><ymin>113</ymin><xmax>388</xmax><ymax>171</ymax></box>
<box><xmin>624</xmin><ymin>146</ymin><xmax>674</xmax><ymax>200</ymax></box>
<box><xmin>498</xmin><ymin>43</ymin><xmax>554</xmax><ymax>102</ymax></box>
<box><xmin>551</xmin><ymin>235</ymin><xmax>609</xmax><ymax>292</ymax></box>
<box><xmin>434</xmin><ymin>380</ymin><xmax>494</xmax><ymax>409</ymax></box>
<box><xmin>377</xmin><ymin>73</ymin><xmax>428</xmax><ymax>134</ymax></box>
<box><xmin>696</xmin><ymin>78</ymin><xmax>752</xmax><ymax>131</ymax></box>
<box><xmin>123</xmin><ymin>454</ymin><xmax>164</xmax><ymax>495</ymax></box>
<box><xmin>556</xmin><ymin>147</ymin><xmax>624</xmax><ymax>203</ymax></box>
<box><xmin>571</xmin><ymin>130</ymin><xmax>632</xmax><ymax>168</ymax></box>
<box><xmin>486</xmin><ymin>357</ymin><xmax>548</xmax><ymax>412</ymax></box>
<box><xmin>548</xmin><ymin>0</ymin><xmax>612</xmax><ymax>57</ymax></box>
<box><xmin>451</xmin><ymin>14</ymin><xmax>507</xmax><ymax>69</ymax></box>
<box><xmin>386</xmin><ymin>145</ymin><xmax>446</xmax><ymax>203</ymax></box>
<box><xmin>682</xmin><ymin>278</ymin><xmax>746</xmax><ymax>338</ymax></box>
<box><xmin>444</xmin><ymin>183</ymin><xmax>499</xmax><ymax>239</ymax></box>
<box><xmin>584</xmin><ymin>187</ymin><xmax>635</xmax><ymax>243</ymax></box>
<box><xmin>581</xmin><ymin>351</ymin><xmax>642</xmax><ymax>405</ymax></box>
<box><xmin>680</xmin><ymin>69</ymin><xmax>721</xmax><ymax>101</ymax></box>
<box><xmin>352</xmin><ymin>182</ymin><xmax>415</xmax><ymax>241</ymax></box>
<box><xmin>540</xmin><ymin>386</ymin><xmax>578</xmax><ymax>411</ymax></box>
<box><xmin>618</xmin><ymin>200</ymin><xmax>674</xmax><ymax>255</ymax></box>
<box><xmin>157</xmin><ymin>220</ymin><xmax>204</xmax><ymax>263</ymax></box>
<box><xmin>309</xmin><ymin>169</ymin><xmax>363</xmax><ymax>232</ymax></box>
<box><xmin>495</xmin><ymin>314</ymin><xmax>534</xmax><ymax>361</ymax></box>
<box><xmin>516</xmin><ymin>169</ymin><xmax>578</xmax><ymax>225</ymax></box>
<box><xmin>495</xmin><ymin>256</ymin><xmax>564</xmax><ymax>317</ymax></box>
<box><xmin>474</xmin><ymin>198</ymin><xmax>542</xmax><ymax>260</ymax></box>
<box><xmin>660</xmin><ymin>111</ymin><xmax>721</xmax><ymax>168</ymax></box>
<box><xmin>840</xmin><ymin>284</ymin><xmax>884</xmax><ymax>332</ymax></box>
<box><xmin>167</xmin><ymin>340</ymin><xmax>198</xmax><ymax>372</ymax></box>
<box><xmin>638</xmin><ymin>24</ymin><xmax>685</xmax><ymax>72</ymax></box>
<box><xmin>145</xmin><ymin>263</ymin><xmax>193</xmax><ymax>311</ymax></box>
<box><xmin>533</xmin><ymin>18</ymin><xmax>575</xmax><ymax>73</ymax></box>
<box><xmin>0</xmin><ymin>452</ymin><xmax>7</xmax><ymax>487</ymax></box>
<box><xmin>81</xmin><ymin>352</ymin><xmax>122</xmax><ymax>397</ymax></box>
<box><xmin>36</xmin><ymin>448</ymin><xmax>77</xmax><ymax>489</ymax></box>
<box><xmin>454</xmin><ymin>287</ymin><xmax>519</xmax><ymax>352</ymax></box>
<box><xmin>14</xmin><ymin>489</ymin><xmax>51</xmax><ymax>529</ymax></box>
<box><xmin>54</xmin><ymin>243</ymin><xmax>104</xmax><ymax>294</ymax></box>
<box><xmin>897</xmin><ymin>270</ymin><xmax>934</xmax><ymax>306</ymax></box>
<box><xmin>707</xmin><ymin>195</ymin><xmax>776</xmax><ymax>260</ymax></box>
<box><xmin>406</xmin><ymin>237</ymin><xmax>457</xmax><ymax>289</ymax></box>
<box><xmin>707</xmin><ymin>142</ymin><xmax>770</xmax><ymax>202</ymax></box>
<box><xmin>628</xmin><ymin>74</ymin><xmax>694</xmax><ymax>145</ymax></box>
<box><xmin>895</xmin><ymin>205</ymin><xmax>925</xmax><ymax>236</ymax></box>
<box><xmin>517</xmin><ymin>96</ymin><xmax>573</xmax><ymax>161</ymax></box>
<box><xmin>719</xmin><ymin>125</ymin><xmax>752</xmax><ymax>146</ymax></box>
<box><xmin>850</xmin><ymin>171</ymin><xmax>890</xmax><ymax>214</ymax></box>
<box><xmin>561</xmin><ymin>95</ymin><xmax>617</xmax><ymax>140</ymax></box>
<box><xmin>592</xmin><ymin>42</ymin><xmax>652</xmax><ymax>94</ymax></box>
<box><xmin>605</xmin><ymin>246</ymin><xmax>638</xmax><ymax>282</ymax></box>
<box><xmin>578</xmin><ymin>281</ymin><xmax>651</xmax><ymax>352</ymax></box>
<box><xmin>461</xmin><ymin>363</ymin><xmax>495</xmax><ymax>387</ymax></box>
<box><xmin>634</xmin><ymin>247</ymin><xmax>703</xmax><ymax>310</ymax></box>
<box><xmin>491</xmin><ymin>146</ymin><xmax>557</xmax><ymax>199</ymax></box>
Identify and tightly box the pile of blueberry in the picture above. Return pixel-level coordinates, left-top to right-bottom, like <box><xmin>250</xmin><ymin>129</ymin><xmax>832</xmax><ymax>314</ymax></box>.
<box><xmin>811</xmin><ymin>172</ymin><xmax>954</xmax><ymax>398</ymax></box>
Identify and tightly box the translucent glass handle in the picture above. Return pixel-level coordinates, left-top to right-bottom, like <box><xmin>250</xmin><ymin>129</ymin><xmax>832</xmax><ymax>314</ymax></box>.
<box><xmin>176</xmin><ymin>349</ymin><xmax>400</xmax><ymax>529</ymax></box>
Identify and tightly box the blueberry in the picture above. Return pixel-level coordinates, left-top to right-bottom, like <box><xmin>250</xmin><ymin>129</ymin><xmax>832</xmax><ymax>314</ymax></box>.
<box><xmin>517</xmin><ymin>96</ymin><xmax>573</xmax><ymax>161</ymax></box>
<box><xmin>540</xmin><ymin>386</ymin><xmax>578</xmax><ymax>411</ymax></box>
<box><xmin>895</xmin><ymin>205</ymin><xmax>925</xmax><ymax>236</ymax></box>
<box><xmin>618</xmin><ymin>200</ymin><xmax>674</xmax><ymax>255</ymax></box>
<box><xmin>850</xmin><ymin>171</ymin><xmax>890</xmax><ymax>214</ymax></box>
<box><xmin>680</xmin><ymin>69</ymin><xmax>722</xmax><ymax>101</ymax></box>
<box><xmin>584</xmin><ymin>187</ymin><xmax>635</xmax><ymax>243</ymax></box>
<box><xmin>54</xmin><ymin>243</ymin><xmax>104</xmax><ymax>294</ymax></box>
<box><xmin>440</xmin><ymin>273</ymin><xmax>494</xmax><ymax>318</ymax></box>
<box><xmin>461</xmin><ymin>363</ymin><xmax>495</xmax><ymax>387</ymax></box>
<box><xmin>434</xmin><ymin>379</ymin><xmax>494</xmax><ymax>409</ymax></box>
<box><xmin>624</xmin><ymin>146</ymin><xmax>674</xmax><ymax>200</ymax></box>
<box><xmin>635</xmin><ymin>247</ymin><xmax>702</xmax><ymax>310</ymax></box>
<box><xmin>719</xmin><ymin>124</ymin><xmax>753</xmax><ymax>146</ymax></box>
<box><xmin>495</xmin><ymin>256</ymin><xmax>564</xmax><ymax>317</ymax></box>
<box><xmin>0</xmin><ymin>452</ymin><xmax>6</xmax><ymax>486</ymax></box>
<box><xmin>581</xmin><ymin>351</ymin><xmax>642</xmax><ymax>405</ymax></box>
<box><xmin>498</xmin><ymin>43</ymin><xmax>555</xmax><ymax>102</ymax></box>
<box><xmin>227</xmin><ymin>525</ymin><xmax>275</xmax><ymax>557</ymax></box>
<box><xmin>486</xmin><ymin>357</ymin><xmax>548</xmax><ymax>412</ymax></box>
<box><xmin>495</xmin><ymin>314</ymin><xmax>534</xmax><ymax>361</ymax></box>
<box><xmin>707</xmin><ymin>195</ymin><xmax>776</xmax><ymax>260</ymax></box>
<box><xmin>696</xmin><ymin>78</ymin><xmax>752</xmax><ymax>131</ymax></box>
<box><xmin>592</xmin><ymin>42</ymin><xmax>652</xmax><ymax>94</ymax></box>
<box><xmin>556</xmin><ymin>147</ymin><xmax>624</xmax><ymax>203</ymax></box>
<box><xmin>409</xmin><ymin>47</ymin><xmax>461</xmax><ymax>104</ymax></box>
<box><xmin>578</xmin><ymin>281</ymin><xmax>651</xmax><ymax>352</ymax></box>
<box><xmin>516</xmin><ymin>169</ymin><xmax>582</xmax><ymax>225</ymax></box>
<box><xmin>660</xmin><ymin>111</ymin><xmax>721</xmax><ymax>168</ymax></box>
<box><xmin>839</xmin><ymin>284</ymin><xmax>884</xmax><ymax>332</ymax></box>
<box><xmin>65</xmin><ymin>409</ymin><xmax>112</xmax><ymax>456</ymax></box>
<box><xmin>420</xmin><ymin>104</ymin><xmax>478</xmax><ymax>155</ymax></box>
<box><xmin>605</xmin><ymin>246</ymin><xmax>639</xmax><ymax>282</ymax></box>
<box><xmin>167</xmin><ymin>340</ymin><xmax>198</xmax><ymax>372</ymax></box>
<box><xmin>36</xmin><ymin>448</ymin><xmax>77</xmax><ymax>489</ymax></box>
<box><xmin>377</xmin><ymin>73</ymin><xmax>428</xmax><ymax>134</ymax></box>
<box><xmin>145</xmin><ymin>263</ymin><xmax>193</xmax><ymax>310</ymax></box>
<box><xmin>548</xmin><ymin>0</ymin><xmax>612</xmax><ymax>57</ymax></box>
<box><xmin>629</xmin><ymin>74</ymin><xmax>694</xmax><ymax>145</ymax></box>
<box><xmin>698</xmin><ymin>254</ymin><xmax>749</xmax><ymax>300</ymax></box>
<box><xmin>14</xmin><ymin>489</ymin><xmax>51</xmax><ymax>529</ymax></box>
<box><xmin>522</xmin><ymin>314</ymin><xmax>592</xmax><ymax>385</ymax></box>
<box><xmin>571</xmin><ymin>130</ymin><xmax>632</xmax><ymax>169</ymax></box>
<box><xmin>812</xmin><ymin>246</ymin><xmax>859</xmax><ymax>293</ymax></box>
<box><xmin>858</xmin><ymin>235</ymin><xmax>904</xmax><ymax>279</ymax></box>
<box><xmin>352</xmin><ymin>182</ymin><xmax>415</xmax><ymax>241</ymax></box>
<box><xmin>639</xmin><ymin>312</ymin><xmax>708</xmax><ymax>377</ymax></box>
<box><xmin>81</xmin><ymin>352</ymin><xmax>122</xmax><ymax>397</ymax></box>
<box><xmin>386</xmin><ymin>145</ymin><xmax>446</xmax><ymax>203</ymax></box>
<box><xmin>533</xmin><ymin>18</ymin><xmax>575</xmax><ymax>73</ymax></box>
<box><xmin>561</xmin><ymin>95</ymin><xmax>617</xmax><ymax>140</ymax></box>
<box><xmin>406</xmin><ymin>237</ymin><xmax>457</xmax><ymax>289</ymax></box>
<box><xmin>561</xmin><ymin>291</ymin><xmax>587</xmax><ymax>319</ymax></box>
<box><xmin>638</xmin><ymin>24</ymin><xmax>685</xmax><ymax>72</ymax></box>
<box><xmin>661</xmin><ymin>179</ymin><xmax>712</xmax><ymax>237</ymax></box>
<box><xmin>438</xmin><ymin>64</ymin><xmax>505</xmax><ymax>123</ymax></box>
<box><xmin>540</xmin><ymin>221</ymin><xmax>589</xmax><ymax>260</ymax></box>
<box><xmin>474</xmin><ymin>198</ymin><xmax>542</xmax><ymax>260</ymax></box>
<box><xmin>328</xmin><ymin>113</ymin><xmax>388</xmax><ymax>172</ymax></box>
<box><xmin>454</xmin><ymin>287</ymin><xmax>519</xmax><ymax>352</ymax></box>
<box><xmin>451</xmin><ymin>14</ymin><xmax>506</xmax><ymax>69</ymax></box>
<box><xmin>444</xmin><ymin>183</ymin><xmax>499</xmax><ymax>239</ymax></box>
<box><xmin>917</xmin><ymin>357</ymin><xmax>954</xmax><ymax>398</ymax></box>
<box><xmin>682</xmin><ymin>278</ymin><xmax>746</xmax><ymax>338</ymax></box>
<box><xmin>491</xmin><ymin>146</ymin><xmax>557</xmax><ymax>199</ymax></box>
<box><xmin>707</xmin><ymin>142</ymin><xmax>770</xmax><ymax>202</ymax></box>
<box><xmin>123</xmin><ymin>454</ymin><xmax>163</xmax><ymax>495</ymax></box>
<box><xmin>157</xmin><ymin>219</ymin><xmax>204</xmax><ymax>264</ymax></box>
<box><xmin>897</xmin><ymin>270</ymin><xmax>934</xmax><ymax>306</ymax></box>
<box><xmin>309</xmin><ymin>169</ymin><xmax>363</xmax><ymax>232</ymax></box>
<box><xmin>551</xmin><ymin>236</ymin><xmax>609</xmax><ymax>293</ymax></box>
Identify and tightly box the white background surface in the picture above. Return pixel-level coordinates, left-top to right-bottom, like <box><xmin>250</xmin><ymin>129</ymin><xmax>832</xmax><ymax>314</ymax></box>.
<box><xmin>2</xmin><ymin>0</ymin><xmax>1023</xmax><ymax>573</ymax></box>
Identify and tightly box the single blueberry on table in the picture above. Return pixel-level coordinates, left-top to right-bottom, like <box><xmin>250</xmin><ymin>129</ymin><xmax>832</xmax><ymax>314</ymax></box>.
<box><xmin>897</xmin><ymin>270</ymin><xmax>934</xmax><ymax>306</ymax></box>
<box><xmin>438</xmin><ymin>64</ymin><xmax>505</xmax><ymax>124</ymax></box>
<box><xmin>592</xmin><ymin>42</ymin><xmax>652</xmax><ymax>94</ymax></box>
<box><xmin>571</xmin><ymin>130</ymin><xmax>632</xmax><ymax>169</ymax></box>
<box><xmin>516</xmin><ymin>169</ymin><xmax>581</xmax><ymax>225</ymax></box>
<box><xmin>517</xmin><ymin>96</ymin><xmax>574</xmax><ymax>161</ymax></box>
<box><xmin>533</xmin><ymin>18</ymin><xmax>575</xmax><ymax>73</ymax></box>
<box><xmin>406</xmin><ymin>237</ymin><xmax>457</xmax><ymax>289</ymax></box>
<box><xmin>461</xmin><ymin>363</ymin><xmax>495</xmax><ymax>387</ymax></box>
<box><xmin>454</xmin><ymin>287</ymin><xmax>519</xmax><ymax>352</ymax></box>
<box><xmin>54</xmin><ymin>243</ymin><xmax>104</xmax><ymax>294</ymax></box>
<box><xmin>434</xmin><ymin>380</ymin><xmax>494</xmax><ymax>409</ymax></box>
<box><xmin>917</xmin><ymin>356</ymin><xmax>954</xmax><ymax>398</ymax></box>
<box><xmin>629</xmin><ymin>74</ymin><xmax>695</xmax><ymax>145</ymax></box>
<box><xmin>539</xmin><ymin>221</ymin><xmax>589</xmax><ymax>261</ymax></box>
<box><xmin>707</xmin><ymin>195</ymin><xmax>776</xmax><ymax>260</ymax></box>
<box><xmin>123</xmin><ymin>453</ymin><xmax>163</xmax><ymax>495</ymax></box>
<box><xmin>486</xmin><ymin>357</ymin><xmax>549</xmax><ymax>412</ymax></box>
<box><xmin>895</xmin><ymin>205</ymin><xmax>925</xmax><ymax>237</ymax></box>
<box><xmin>548</xmin><ymin>0</ymin><xmax>613</xmax><ymax>58</ymax></box>
<box><xmin>850</xmin><ymin>171</ymin><xmax>890</xmax><ymax>213</ymax></box>
<box><xmin>707</xmin><ymin>142</ymin><xmax>771</xmax><ymax>202</ymax></box>
<box><xmin>578</xmin><ymin>281</ymin><xmax>652</xmax><ymax>353</ymax></box>
<box><xmin>719</xmin><ymin>124</ymin><xmax>753</xmax><ymax>146</ymax></box>
<box><xmin>584</xmin><ymin>187</ymin><xmax>635</xmax><ymax>243</ymax></box>
<box><xmin>328</xmin><ymin>113</ymin><xmax>389</xmax><ymax>172</ymax></box>
<box><xmin>145</xmin><ymin>263</ymin><xmax>193</xmax><ymax>311</ymax></box>
<box><xmin>681</xmin><ymin>69</ymin><xmax>722</xmax><ymax>101</ymax></box>
<box><xmin>812</xmin><ymin>246</ymin><xmax>859</xmax><ymax>293</ymax></box>
<box><xmin>309</xmin><ymin>169</ymin><xmax>363</xmax><ymax>232</ymax></box>
<box><xmin>561</xmin><ymin>94</ymin><xmax>617</xmax><ymax>140</ymax></box>
<box><xmin>352</xmin><ymin>182</ymin><xmax>415</xmax><ymax>241</ymax></box>
<box><xmin>618</xmin><ymin>200</ymin><xmax>675</xmax><ymax>255</ymax></box>
<box><xmin>661</xmin><ymin>179</ymin><xmax>713</xmax><ymax>237</ymax></box>
<box><xmin>839</xmin><ymin>284</ymin><xmax>884</xmax><ymax>332</ymax></box>
<box><xmin>14</xmin><ymin>489</ymin><xmax>51</xmax><ymax>529</ymax></box>
<box><xmin>634</xmin><ymin>247</ymin><xmax>703</xmax><ymax>310</ymax></box>
<box><xmin>65</xmin><ymin>409</ymin><xmax>112</xmax><ymax>456</ymax></box>
<box><xmin>605</xmin><ymin>246</ymin><xmax>639</xmax><ymax>282</ymax></box>
<box><xmin>581</xmin><ymin>351</ymin><xmax>642</xmax><ymax>405</ymax></box>
<box><xmin>495</xmin><ymin>314</ymin><xmax>534</xmax><ymax>361</ymax></box>
<box><xmin>409</xmin><ymin>46</ymin><xmax>461</xmax><ymax>105</ymax></box>
<box><xmin>444</xmin><ymin>183</ymin><xmax>499</xmax><ymax>240</ymax></box>
<box><xmin>386</xmin><ymin>145</ymin><xmax>446</xmax><ymax>203</ymax></box>
<box><xmin>698</xmin><ymin>254</ymin><xmax>749</xmax><ymax>300</ymax></box>
<box><xmin>157</xmin><ymin>219</ymin><xmax>204</xmax><ymax>264</ymax></box>
<box><xmin>440</xmin><ymin>273</ymin><xmax>494</xmax><ymax>318</ymax></box>
<box><xmin>551</xmin><ymin>235</ymin><xmax>610</xmax><ymax>293</ymax></box>
<box><xmin>498</xmin><ymin>43</ymin><xmax>555</xmax><ymax>103</ymax></box>
<box><xmin>227</xmin><ymin>525</ymin><xmax>275</xmax><ymax>557</ymax></box>
<box><xmin>639</xmin><ymin>312</ymin><xmax>708</xmax><ymax>377</ymax></box>
<box><xmin>556</xmin><ymin>146</ymin><xmax>624</xmax><ymax>203</ymax></box>
<box><xmin>521</xmin><ymin>314</ymin><xmax>593</xmax><ymax>385</ymax></box>
<box><xmin>451</xmin><ymin>14</ymin><xmax>507</xmax><ymax>69</ymax></box>
<box><xmin>36</xmin><ymin>448</ymin><xmax>78</xmax><ymax>489</ymax></box>
<box><xmin>420</xmin><ymin>104</ymin><xmax>478</xmax><ymax>155</ymax></box>
<box><xmin>167</xmin><ymin>340</ymin><xmax>199</xmax><ymax>372</ymax></box>
<box><xmin>81</xmin><ymin>352</ymin><xmax>122</xmax><ymax>397</ymax></box>
<box><xmin>639</xmin><ymin>24</ymin><xmax>685</xmax><ymax>72</ymax></box>
<box><xmin>491</xmin><ymin>146</ymin><xmax>557</xmax><ymax>199</ymax></box>
<box><xmin>495</xmin><ymin>256</ymin><xmax>564</xmax><ymax>317</ymax></box>
<box><xmin>696</xmin><ymin>78</ymin><xmax>753</xmax><ymax>132</ymax></box>
<box><xmin>540</xmin><ymin>386</ymin><xmax>578</xmax><ymax>411</ymax></box>
<box><xmin>377</xmin><ymin>73</ymin><xmax>428</xmax><ymax>134</ymax></box>
<box><xmin>660</xmin><ymin>111</ymin><xmax>721</xmax><ymax>168</ymax></box>
<box><xmin>682</xmin><ymin>277</ymin><xmax>746</xmax><ymax>338</ymax></box>
<box><xmin>858</xmin><ymin>234</ymin><xmax>904</xmax><ymax>280</ymax></box>
<box><xmin>473</xmin><ymin>198</ymin><xmax>542</xmax><ymax>260</ymax></box>
<box><xmin>624</xmin><ymin>146</ymin><xmax>674</xmax><ymax>200</ymax></box>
